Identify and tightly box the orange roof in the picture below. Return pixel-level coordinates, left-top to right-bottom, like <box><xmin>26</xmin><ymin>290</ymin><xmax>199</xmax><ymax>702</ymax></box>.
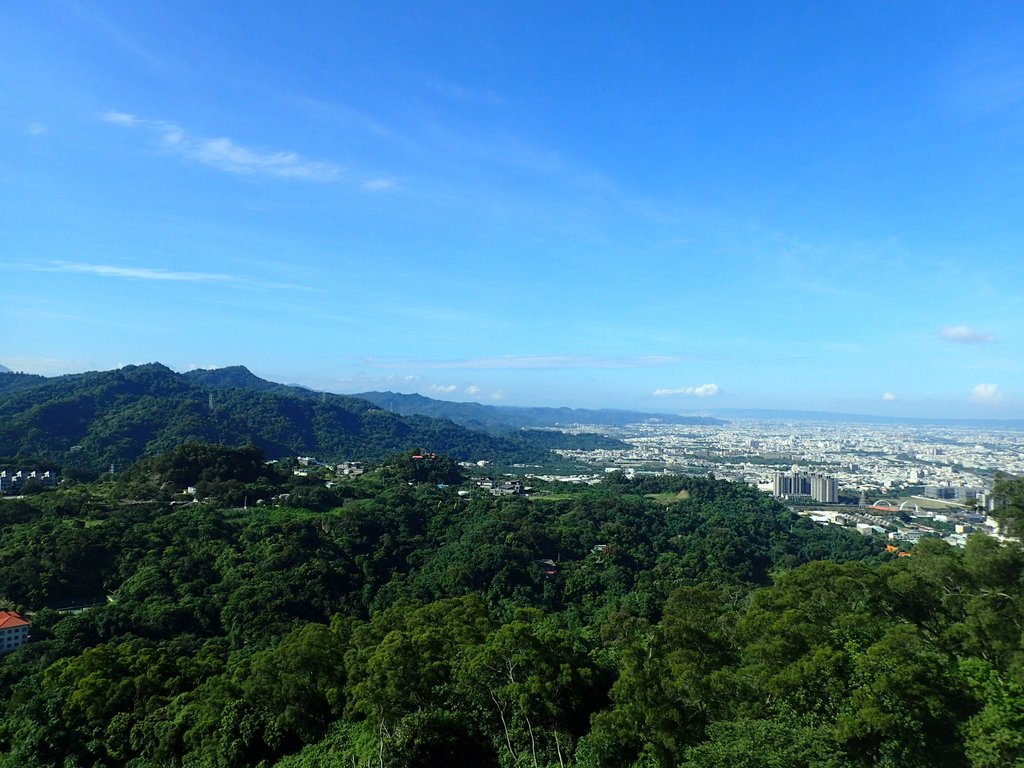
<box><xmin>0</xmin><ymin>611</ymin><xmax>29</xmax><ymax>629</ymax></box>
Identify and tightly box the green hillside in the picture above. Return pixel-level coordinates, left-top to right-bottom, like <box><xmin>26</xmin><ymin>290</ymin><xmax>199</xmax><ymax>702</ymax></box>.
<box><xmin>0</xmin><ymin>364</ymin><xmax>558</xmax><ymax>470</ymax></box>
<box><xmin>2</xmin><ymin>457</ymin><xmax>1022</xmax><ymax>767</ymax></box>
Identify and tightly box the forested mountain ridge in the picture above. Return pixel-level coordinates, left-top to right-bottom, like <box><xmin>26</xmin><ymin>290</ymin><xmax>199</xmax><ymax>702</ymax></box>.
<box><xmin>181</xmin><ymin>364</ymin><xmax>297</xmax><ymax>393</ymax></box>
<box><xmin>0</xmin><ymin>364</ymin><xmax>578</xmax><ymax>471</ymax></box>
<box><xmin>355</xmin><ymin>390</ymin><xmax>726</xmax><ymax>431</ymax></box>
<box><xmin>0</xmin><ymin>370</ymin><xmax>46</xmax><ymax>395</ymax></box>
<box><xmin>1</xmin><ymin>453</ymin><xmax>1023</xmax><ymax>768</ymax></box>
<box><xmin>183</xmin><ymin>367</ymin><xmax>681</xmax><ymax>445</ymax></box>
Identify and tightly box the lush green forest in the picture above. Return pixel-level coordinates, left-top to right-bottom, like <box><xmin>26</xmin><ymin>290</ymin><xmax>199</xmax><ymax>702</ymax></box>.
<box><xmin>2</xmin><ymin>444</ymin><xmax>1023</xmax><ymax>767</ymax></box>
<box><xmin>0</xmin><ymin>365</ymin><xmax>621</xmax><ymax>473</ymax></box>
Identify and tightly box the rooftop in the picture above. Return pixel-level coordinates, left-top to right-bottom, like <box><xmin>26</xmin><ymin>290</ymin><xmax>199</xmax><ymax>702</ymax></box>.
<box><xmin>0</xmin><ymin>611</ymin><xmax>29</xmax><ymax>629</ymax></box>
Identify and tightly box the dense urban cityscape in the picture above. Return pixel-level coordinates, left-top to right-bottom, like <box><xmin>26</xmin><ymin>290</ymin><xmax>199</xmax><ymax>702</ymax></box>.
<box><xmin>537</xmin><ymin>419</ymin><xmax>1024</xmax><ymax>548</ymax></box>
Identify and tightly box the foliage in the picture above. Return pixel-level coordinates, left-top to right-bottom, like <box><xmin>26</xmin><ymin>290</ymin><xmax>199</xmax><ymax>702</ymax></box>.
<box><xmin>0</xmin><ymin>446</ymin><xmax>1021</xmax><ymax>768</ymax></box>
<box><xmin>0</xmin><ymin>364</ymin><xmax>564</xmax><ymax>472</ymax></box>
<box><xmin>992</xmin><ymin>473</ymin><xmax>1024</xmax><ymax>538</ymax></box>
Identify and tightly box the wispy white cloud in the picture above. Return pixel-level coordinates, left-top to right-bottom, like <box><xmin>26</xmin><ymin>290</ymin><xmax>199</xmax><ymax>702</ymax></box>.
<box><xmin>184</xmin><ymin>364</ymin><xmax>226</xmax><ymax>372</ymax></box>
<box><xmin>101</xmin><ymin>111</ymin><xmax>348</xmax><ymax>182</ymax></box>
<box><xmin>427</xmin><ymin>79</ymin><xmax>508</xmax><ymax>108</ymax></box>
<box><xmin>364</xmin><ymin>354</ymin><xmax>682</xmax><ymax>370</ymax></box>
<box><xmin>653</xmin><ymin>383</ymin><xmax>720</xmax><ymax>397</ymax></box>
<box><xmin>971</xmin><ymin>383</ymin><xmax>1003</xmax><ymax>402</ymax></box>
<box><xmin>490</xmin><ymin>390</ymin><xmax>505</xmax><ymax>401</ymax></box>
<box><xmin>362</xmin><ymin>178</ymin><xmax>397</xmax><ymax>191</ymax></box>
<box><xmin>68</xmin><ymin>4</ymin><xmax>167</xmax><ymax>73</ymax></box>
<box><xmin>465</xmin><ymin>385</ymin><xmax>481</xmax><ymax>395</ymax></box>
<box><xmin>944</xmin><ymin>50</ymin><xmax>1024</xmax><ymax>115</ymax></box>
<box><xmin>180</xmin><ymin>136</ymin><xmax>341</xmax><ymax>180</ymax></box>
<box><xmin>428</xmin><ymin>384</ymin><xmax>459</xmax><ymax>393</ymax></box>
<box><xmin>43</xmin><ymin>261</ymin><xmax>311</xmax><ymax>292</ymax></box>
<box><xmin>940</xmin><ymin>325</ymin><xmax>994</xmax><ymax>344</ymax></box>
<box><xmin>101</xmin><ymin>111</ymin><xmax>140</xmax><ymax>127</ymax></box>
<box><xmin>882</xmin><ymin>392</ymin><xmax>898</xmax><ymax>401</ymax></box>
<box><xmin>53</xmin><ymin>261</ymin><xmax>232</xmax><ymax>283</ymax></box>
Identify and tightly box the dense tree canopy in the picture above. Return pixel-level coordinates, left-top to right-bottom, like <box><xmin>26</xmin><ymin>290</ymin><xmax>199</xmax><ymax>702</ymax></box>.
<box><xmin>0</xmin><ymin>364</ymin><xmax>576</xmax><ymax>472</ymax></box>
<box><xmin>1</xmin><ymin>450</ymin><xmax>1022</xmax><ymax>767</ymax></box>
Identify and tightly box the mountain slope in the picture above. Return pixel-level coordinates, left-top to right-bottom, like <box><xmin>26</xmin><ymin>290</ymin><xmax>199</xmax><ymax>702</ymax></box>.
<box><xmin>0</xmin><ymin>364</ymin><xmax>555</xmax><ymax>470</ymax></box>
<box><xmin>182</xmin><ymin>365</ymin><xmax>300</xmax><ymax>394</ymax></box>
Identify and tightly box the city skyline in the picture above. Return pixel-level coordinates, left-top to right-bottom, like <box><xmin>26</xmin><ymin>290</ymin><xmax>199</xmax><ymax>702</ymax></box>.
<box><xmin>4</xmin><ymin>3</ymin><xmax>1024</xmax><ymax>417</ymax></box>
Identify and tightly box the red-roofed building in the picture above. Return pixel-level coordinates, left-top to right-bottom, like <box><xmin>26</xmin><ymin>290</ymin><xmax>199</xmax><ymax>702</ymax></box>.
<box><xmin>0</xmin><ymin>611</ymin><xmax>29</xmax><ymax>653</ymax></box>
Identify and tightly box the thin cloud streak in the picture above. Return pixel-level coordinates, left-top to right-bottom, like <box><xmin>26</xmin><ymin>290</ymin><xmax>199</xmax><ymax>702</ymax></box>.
<box><xmin>363</xmin><ymin>355</ymin><xmax>683</xmax><ymax>370</ymax></box>
<box><xmin>101</xmin><ymin>112</ymin><xmax>345</xmax><ymax>182</ymax></box>
<box><xmin>53</xmin><ymin>261</ymin><xmax>232</xmax><ymax>282</ymax></box>
<box><xmin>44</xmin><ymin>261</ymin><xmax>313</xmax><ymax>292</ymax></box>
<box><xmin>179</xmin><ymin>136</ymin><xmax>340</xmax><ymax>181</ymax></box>
<box><xmin>101</xmin><ymin>111</ymin><xmax>139</xmax><ymax>126</ymax></box>
<box><xmin>362</xmin><ymin>178</ymin><xmax>397</xmax><ymax>191</ymax></box>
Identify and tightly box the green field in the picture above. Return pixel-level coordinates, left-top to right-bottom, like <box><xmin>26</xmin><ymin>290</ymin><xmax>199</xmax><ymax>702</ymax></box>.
<box><xmin>645</xmin><ymin>489</ymin><xmax>691</xmax><ymax>504</ymax></box>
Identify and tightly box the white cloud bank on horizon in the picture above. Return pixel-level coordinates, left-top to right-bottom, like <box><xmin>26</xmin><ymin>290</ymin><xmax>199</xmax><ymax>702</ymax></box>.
<box><xmin>940</xmin><ymin>325</ymin><xmax>994</xmax><ymax>344</ymax></box>
<box><xmin>0</xmin><ymin>357</ymin><xmax>85</xmax><ymax>376</ymax></box>
<box><xmin>427</xmin><ymin>384</ymin><xmax>459</xmax><ymax>394</ymax></box>
<box><xmin>101</xmin><ymin>111</ymin><xmax>347</xmax><ymax>183</ymax></box>
<box><xmin>653</xmin><ymin>383</ymin><xmax>720</xmax><ymax>397</ymax></box>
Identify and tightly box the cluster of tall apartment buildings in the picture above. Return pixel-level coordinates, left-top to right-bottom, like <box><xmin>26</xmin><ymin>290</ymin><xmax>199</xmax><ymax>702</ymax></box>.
<box><xmin>772</xmin><ymin>469</ymin><xmax>839</xmax><ymax>503</ymax></box>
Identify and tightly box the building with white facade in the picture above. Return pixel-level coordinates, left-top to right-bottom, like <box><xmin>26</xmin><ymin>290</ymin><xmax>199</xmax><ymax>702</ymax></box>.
<box><xmin>0</xmin><ymin>470</ymin><xmax>58</xmax><ymax>493</ymax></box>
<box><xmin>772</xmin><ymin>470</ymin><xmax>838</xmax><ymax>503</ymax></box>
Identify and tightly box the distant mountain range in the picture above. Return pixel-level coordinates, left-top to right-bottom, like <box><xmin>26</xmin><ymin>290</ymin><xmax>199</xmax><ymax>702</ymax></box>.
<box><xmin>354</xmin><ymin>390</ymin><xmax>726</xmax><ymax>430</ymax></box>
<box><xmin>6</xmin><ymin>362</ymin><xmax>1018</xmax><ymax>475</ymax></box>
<box><xmin>0</xmin><ymin>364</ymin><xmax>620</xmax><ymax>471</ymax></box>
<box><xmin>700</xmin><ymin>408</ymin><xmax>1024</xmax><ymax>429</ymax></box>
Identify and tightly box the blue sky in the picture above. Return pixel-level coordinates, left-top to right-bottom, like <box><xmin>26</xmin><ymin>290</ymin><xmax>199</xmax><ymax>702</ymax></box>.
<box><xmin>3</xmin><ymin>2</ymin><xmax>1024</xmax><ymax>417</ymax></box>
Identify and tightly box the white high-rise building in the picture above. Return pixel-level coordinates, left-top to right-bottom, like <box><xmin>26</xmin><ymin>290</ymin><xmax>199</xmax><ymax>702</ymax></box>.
<box><xmin>772</xmin><ymin>470</ymin><xmax>838</xmax><ymax>503</ymax></box>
